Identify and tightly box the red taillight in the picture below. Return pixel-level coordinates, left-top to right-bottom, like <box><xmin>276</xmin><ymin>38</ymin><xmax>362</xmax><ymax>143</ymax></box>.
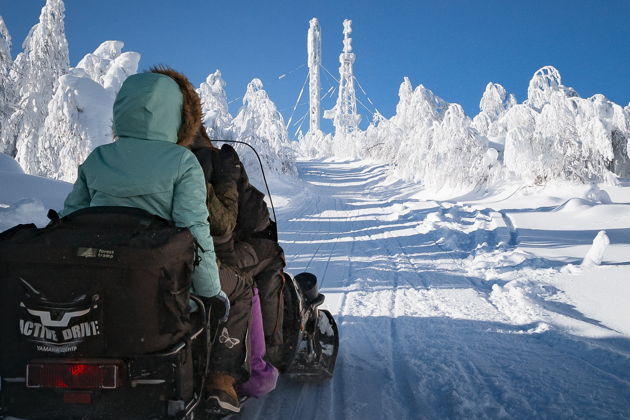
<box><xmin>26</xmin><ymin>360</ymin><xmax>123</xmax><ymax>389</ymax></box>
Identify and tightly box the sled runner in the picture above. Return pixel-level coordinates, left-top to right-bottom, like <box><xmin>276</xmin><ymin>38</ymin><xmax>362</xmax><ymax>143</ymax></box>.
<box><xmin>279</xmin><ymin>272</ymin><xmax>339</xmax><ymax>381</ymax></box>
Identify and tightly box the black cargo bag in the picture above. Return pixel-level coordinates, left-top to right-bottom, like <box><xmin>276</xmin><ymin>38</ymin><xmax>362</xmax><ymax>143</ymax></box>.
<box><xmin>0</xmin><ymin>207</ymin><xmax>196</xmax><ymax>377</ymax></box>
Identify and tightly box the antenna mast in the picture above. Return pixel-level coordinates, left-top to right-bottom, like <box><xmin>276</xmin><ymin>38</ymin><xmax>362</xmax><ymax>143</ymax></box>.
<box><xmin>307</xmin><ymin>18</ymin><xmax>322</xmax><ymax>135</ymax></box>
<box><xmin>324</xmin><ymin>19</ymin><xmax>360</xmax><ymax>135</ymax></box>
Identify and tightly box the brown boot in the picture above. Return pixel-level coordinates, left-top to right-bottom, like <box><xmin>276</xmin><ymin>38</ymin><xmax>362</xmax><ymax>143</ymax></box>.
<box><xmin>205</xmin><ymin>373</ymin><xmax>240</xmax><ymax>414</ymax></box>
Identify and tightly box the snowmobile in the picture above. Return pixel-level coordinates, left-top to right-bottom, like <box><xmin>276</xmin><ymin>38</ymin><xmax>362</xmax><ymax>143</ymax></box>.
<box><xmin>0</xmin><ymin>144</ymin><xmax>339</xmax><ymax>420</ymax></box>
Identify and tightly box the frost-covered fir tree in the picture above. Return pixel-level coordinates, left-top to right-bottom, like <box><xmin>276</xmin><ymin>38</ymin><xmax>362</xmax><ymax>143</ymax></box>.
<box><xmin>198</xmin><ymin>70</ymin><xmax>233</xmax><ymax>140</ymax></box>
<box><xmin>525</xmin><ymin>66</ymin><xmax>578</xmax><ymax>111</ymax></box>
<box><xmin>37</xmin><ymin>41</ymin><xmax>139</xmax><ymax>181</ymax></box>
<box><xmin>503</xmin><ymin>66</ymin><xmax>628</xmax><ymax>183</ymax></box>
<box><xmin>576</xmin><ymin>94</ymin><xmax>630</xmax><ymax>178</ymax></box>
<box><xmin>426</xmin><ymin>104</ymin><xmax>494</xmax><ymax>190</ymax></box>
<box><xmin>355</xmin><ymin>78</ymin><xmax>441</xmax><ymax>177</ymax></box>
<box><xmin>355</xmin><ymin>77</ymin><xmax>493</xmax><ymax>190</ymax></box>
<box><xmin>37</xmin><ymin>75</ymin><xmax>111</xmax><ymax>181</ymax></box>
<box><xmin>500</xmin><ymin>103</ymin><xmax>539</xmax><ymax>181</ymax></box>
<box><xmin>3</xmin><ymin>0</ymin><xmax>68</xmax><ymax>174</ymax></box>
<box><xmin>351</xmin><ymin>111</ymin><xmax>395</xmax><ymax>164</ymax></box>
<box><xmin>331</xmin><ymin>129</ymin><xmax>362</xmax><ymax>159</ymax></box>
<box><xmin>392</xmin><ymin>80</ymin><xmax>447</xmax><ymax>183</ymax></box>
<box><xmin>0</xmin><ymin>16</ymin><xmax>13</xmax><ymax>147</ymax></box>
<box><xmin>75</xmin><ymin>40</ymin><xmax>140</xmax><ymax>97</ymax></box>
<box><xmin>472</xmin><ymin>82</ymin><xmax>516</xmax><ymax>141</ymax></box>
<box><xmin>232</xmin><ymin>78</ymin><xmax>296</xmax><ymax>176</ymax></box>
<box><xmin>297</xmin><ymin>128</ymin><xmax>333</xmax><ymax>159</ymax></box>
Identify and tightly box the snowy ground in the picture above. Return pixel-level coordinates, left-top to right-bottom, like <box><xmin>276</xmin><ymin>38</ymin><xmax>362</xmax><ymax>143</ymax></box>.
<box><xmin>1</xmin><ymin>157</ymin><xmax>630</xmax><ymax>419</ymax></box>
<box><xmin>244</xmin><ymin>159</ymin><xmax>630</xmax><ymax>420</ymax></box>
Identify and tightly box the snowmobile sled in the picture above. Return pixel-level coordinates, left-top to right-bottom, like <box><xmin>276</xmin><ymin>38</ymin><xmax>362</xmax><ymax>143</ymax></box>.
<box><xmin>0</xmin><ymin>144</ymin><xmax>339</xmax><ymax>419</ymax></box>
<box><xmin>0</xmin><ymin>206</ymin><xmax>339</xmax><ymax>419</ymax></box>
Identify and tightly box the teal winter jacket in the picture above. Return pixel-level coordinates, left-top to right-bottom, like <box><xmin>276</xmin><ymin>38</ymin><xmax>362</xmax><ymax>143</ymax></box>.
<box><xmin>60</xmin><ymin>73</ymin><xmax>221</xmax><ymax>298</ymax></box>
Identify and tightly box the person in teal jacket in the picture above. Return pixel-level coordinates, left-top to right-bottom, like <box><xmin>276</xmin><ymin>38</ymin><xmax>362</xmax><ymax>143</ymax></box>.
<box><xmin>60</xmin><ymin>69</ymin><xmax>222</xmax><ymax>300</ymax></box>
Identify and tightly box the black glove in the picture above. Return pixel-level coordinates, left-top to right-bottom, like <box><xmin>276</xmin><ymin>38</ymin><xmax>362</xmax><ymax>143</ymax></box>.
<box><xmin>213</xmin><ymin>290</ymin><xmax>230</xmax><ymax>323</ymax></box>
<box><xmin>199</xmin><ymin>291</ymin><xmax>230</xmax><ymax>323</ymax></box>
<box><xmin>211</xmin><ymin>144</ymin><xmax>241</xmax><ymax>185</ymax></box>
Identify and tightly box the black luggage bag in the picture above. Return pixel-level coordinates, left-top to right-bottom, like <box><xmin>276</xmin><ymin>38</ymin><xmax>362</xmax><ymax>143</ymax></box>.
<box><xmin>0</xmin><ymin>206</ymin><xmax>196</xmax><ymax>377</ymax></box>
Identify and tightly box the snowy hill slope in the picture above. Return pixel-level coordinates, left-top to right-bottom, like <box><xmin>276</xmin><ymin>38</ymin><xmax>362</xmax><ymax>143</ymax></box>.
<box><xmin>242</xmin><ymin>159</ymin><xmax>630</xmax><ymax>420</ymax></box>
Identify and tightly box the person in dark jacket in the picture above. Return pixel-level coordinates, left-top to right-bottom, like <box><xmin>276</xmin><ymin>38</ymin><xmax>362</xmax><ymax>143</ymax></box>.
<box><xmin>231</xmin><ymin>168</ymin><xmax>286</xmax><ymax>366</ymax></box>
<box><xmin>189</xmin><ymin>129</ymin><xmax>254</xmax><ymax>413</ymax></box>
<box><xmin>190</xmin><ymin>131</ymin><xmax>286</xmax><ymax>366</ymax></box>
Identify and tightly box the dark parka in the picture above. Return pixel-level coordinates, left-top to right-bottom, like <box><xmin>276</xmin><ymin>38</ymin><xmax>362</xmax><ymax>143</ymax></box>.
<box><xmin>189</xmin><ymin>130</ymin><xmax>240</xmax><ymax>242</ymax></box>
<box><xmin>191</xmin><ymin>136</ymin><xmax>285</xmax><ymax>349</ymax></box>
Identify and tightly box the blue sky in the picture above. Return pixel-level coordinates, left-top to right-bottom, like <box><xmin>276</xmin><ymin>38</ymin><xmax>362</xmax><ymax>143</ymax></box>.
<box><xmin>2</xmin><ymin>0</ymin><xmax>630</xmax><ymax>135</ymax></box>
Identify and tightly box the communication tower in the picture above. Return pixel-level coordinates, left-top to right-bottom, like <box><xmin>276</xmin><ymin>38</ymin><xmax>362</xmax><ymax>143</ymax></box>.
<box><xmin>324</xmin><ymin>19</ymin><xmax>361</xmax><ymax>135</ymax></box>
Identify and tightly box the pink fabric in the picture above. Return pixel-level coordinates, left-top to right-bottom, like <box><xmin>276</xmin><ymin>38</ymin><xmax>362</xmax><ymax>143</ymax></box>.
<box><xmin>239</xmin><ymin>287</ymin><xmax>279</xmax><ymax>397</ymax></box>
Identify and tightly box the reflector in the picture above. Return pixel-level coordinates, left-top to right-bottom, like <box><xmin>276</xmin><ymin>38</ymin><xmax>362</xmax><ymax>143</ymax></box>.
<box><xmin>26</xmin><ymin>359</ymin><xmax>123</xmax><ymax>389</ymax></box>
<box><xmin>63</xmin><ymin>391</ymin><xmax>93</xmax><ymax>404</ymax></box>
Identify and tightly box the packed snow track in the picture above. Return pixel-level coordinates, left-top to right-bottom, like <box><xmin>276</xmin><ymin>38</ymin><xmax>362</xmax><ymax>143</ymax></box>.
<box><xmin>242</xmin><ymin>160</ymin><xmax>630</xmax><ymax>420</ymax></box>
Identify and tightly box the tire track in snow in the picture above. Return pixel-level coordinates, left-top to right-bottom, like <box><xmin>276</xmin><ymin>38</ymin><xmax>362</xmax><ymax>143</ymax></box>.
<box><xmin>328</xmin><ymin>206</ymin><xmax>357</xmax><ymax>420</ymax></box>
<box><xmin>383</xmin><ymin>230</ymin><xmax>430</xmax><ymax>291</ymax></box>
<box><xmin>388</xmin><ymin>259</ymin><xmax>428</xmax><ymax>419</ymax></box>
<box><xmin>281</xmin><ymin>162</ymin><xmax>360</xmax><ymax>419</ymax></box>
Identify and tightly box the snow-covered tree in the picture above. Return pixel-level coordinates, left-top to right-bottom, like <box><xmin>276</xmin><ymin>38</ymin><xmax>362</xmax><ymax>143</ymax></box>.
<box><xmin>75</xmin><ymin>40</ymin><xmax>140</xmax><ymax>97</ymax></box>
<box><xmin>331</xmin><ymin>130</ymin><xmax>362</xmax><ymax>159</ymax></box>
<box><xmin>472</xmin><ymin>82</ymin><xmax>516</xmax><ymax>141</ymax></box>
<box><xmin>503</xmin><ymin>66</ymin><xmax>627</xmax><ymax>183</ymax></box>
<box><xmin>353</xmin><ymin>77</ymin><xmax>493</xmax><ymax>190</ymax></box>
<box><xmin>198</xmin><ymin>69</ymin><xmax>233</xmax><ymax>140</ymax></box>
<box><xmin>3</xmin><ymin>0</ymin><xmax>69</xmax><ymax>173</ymax></box>
<box><xmin>392</xmin><ymin>80</ymin><xmax>447</xmax><ymax>183</ymax></box>
<box><xmin>36</xmin><ymin>41</ymin><xmax>139</xmax><ymax>181</ymax></box>
<box><xmin>501</xmin><ymin>104</ymin><xmax>539</xmax><ymax>181</ymax></box>
<box><xmin>0</xmin><ymin>16</ymin><xmax>13</xmax><ymax>147</ymax></box>
<box><xmin>426</xmin><ymin>104</ymin><xmax>494</xmax><ymax>190</ymax></box>
<box><xmin>298</xmin><ymin>129</ymin><xmax>333</xmax><ymax>158</ymax></box>
<box><xmin>232</xmin><ymin>78</ymin><xmax>296</xmax><ymax>176</ymax></box>
<box><xmin>37</xmin><ymin>75</ymin><xmax>111</xmax><ymax>181</ymax></box>
<box><xmin>356</xmin><ymin>111</ymin><xmax>399</xmax><ymax>162</ymax></box>
<box><xmin>526</xmin><ymin>66</ymin><xmax>578</xmax><ymax>111</ymax></box>
<box><xmin>576</xmin><ymin>94</ymin><xmax>630</xmax><ymax>178</ymax></box>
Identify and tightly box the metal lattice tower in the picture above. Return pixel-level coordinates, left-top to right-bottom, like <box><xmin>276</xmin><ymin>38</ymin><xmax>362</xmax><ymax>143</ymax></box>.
<box><xmin>324</xmin><ymin>19</ymin><xmax>361</xmax><ymax>135</ymax></box>
<box><xmin>307</xmin><ymin>18</ymin><xmax>322</xmax><ymax>135</ymax></box>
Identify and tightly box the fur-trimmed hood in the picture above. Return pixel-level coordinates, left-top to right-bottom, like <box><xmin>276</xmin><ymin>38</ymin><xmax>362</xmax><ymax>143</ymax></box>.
<box><xmin>190</xmin><ymin>125</ymin><xmax>216</xmax><ymax>151</ymax></box>
<box><xmin>149</xmin><ymin>66</ymin><xmax>202</xmax><ymax>148</ymax></box>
